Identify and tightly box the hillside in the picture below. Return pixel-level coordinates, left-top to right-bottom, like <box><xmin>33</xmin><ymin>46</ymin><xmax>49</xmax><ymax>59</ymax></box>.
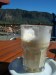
<box><xmin>0</xmin><ymin>9</ymin><xmax>54</xmax><ymax>25</ymax></box>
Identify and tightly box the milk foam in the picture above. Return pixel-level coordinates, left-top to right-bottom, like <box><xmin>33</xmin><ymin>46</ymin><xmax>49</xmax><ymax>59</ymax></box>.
<box><xmin>22</xmin><ymin>28</ymin><xmax>36</xmax><ymax>42</ymax></box>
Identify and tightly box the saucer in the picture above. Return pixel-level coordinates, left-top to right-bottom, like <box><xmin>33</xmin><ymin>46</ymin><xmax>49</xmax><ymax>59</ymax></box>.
<box><xmin>8</xmin><ymin>57</ymin><xmax>56</xmax><ymax>75</ymax></box>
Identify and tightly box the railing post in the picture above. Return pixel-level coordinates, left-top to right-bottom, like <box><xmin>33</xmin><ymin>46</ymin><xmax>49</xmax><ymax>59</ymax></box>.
<box><xmin>52</xmin><ymin>13</ymin><xmax>56</xmax><ymax>41</ymax></box>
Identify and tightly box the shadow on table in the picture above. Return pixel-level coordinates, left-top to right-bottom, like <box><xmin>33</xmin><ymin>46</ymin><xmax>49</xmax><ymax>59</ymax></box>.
<box><xmin>0</xmin><ymin>62</ymin><xmax>10</xmax><ymax>75</ymax></box>
<box><xmin>49</xmin><ymin>49</ymin><xmax>56</xmax><ymax>60</ymax></box>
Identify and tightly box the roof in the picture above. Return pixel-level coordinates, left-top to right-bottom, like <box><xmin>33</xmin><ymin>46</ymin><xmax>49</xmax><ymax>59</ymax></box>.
<box><xmin>0</xmin><ymin>0</ymin><xmax>9</xmax><ymax>4</ymax></box>
<box><xmin>0</xmin><ymin>0</ymin><xmax>9</xmax><ymax>7</ymax></box>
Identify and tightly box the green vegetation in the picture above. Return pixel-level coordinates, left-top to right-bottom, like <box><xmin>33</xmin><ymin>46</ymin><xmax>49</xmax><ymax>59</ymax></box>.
<box><xmin>0</xmin><ymin>9</ymin><xmax>55</xmax><ymax>26</ymax></box>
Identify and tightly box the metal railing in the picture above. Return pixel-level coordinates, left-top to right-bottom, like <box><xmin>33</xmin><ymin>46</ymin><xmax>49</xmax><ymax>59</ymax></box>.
<box><xmin>51</xmin><ymin>37</ymin><xmax>56</xmax><ymax>41</ymax></box>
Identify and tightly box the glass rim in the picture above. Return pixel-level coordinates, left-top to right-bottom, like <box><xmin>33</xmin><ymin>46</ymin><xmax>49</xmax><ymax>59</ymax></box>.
<box><xmin>20</xmin><ymin>24</ymin><xmax>52</xmax><ymax>27</ymax></box>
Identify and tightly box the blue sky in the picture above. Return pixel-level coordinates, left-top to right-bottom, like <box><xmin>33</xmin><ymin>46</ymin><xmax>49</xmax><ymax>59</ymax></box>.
<box><xmin>2</xmin><ymin>0</ymin><xmax>56</xmax><ymax>14</ymax></box>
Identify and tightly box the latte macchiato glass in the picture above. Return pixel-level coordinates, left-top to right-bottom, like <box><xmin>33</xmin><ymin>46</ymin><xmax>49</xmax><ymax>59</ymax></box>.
<box><xmin>21</xmin><ymin>25</ymin><xmax>52</xmax><ymax>72</ymax></box>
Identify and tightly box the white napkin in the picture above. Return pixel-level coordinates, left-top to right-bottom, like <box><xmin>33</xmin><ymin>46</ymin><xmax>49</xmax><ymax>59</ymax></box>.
<box><xmin>9</xmin><ymin>59</ymin><xmax>56</xmax><ymax>75</ymax></box>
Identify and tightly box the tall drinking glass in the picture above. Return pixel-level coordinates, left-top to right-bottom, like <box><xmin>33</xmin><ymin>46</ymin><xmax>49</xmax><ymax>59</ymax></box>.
<box><xmin>21</xmin><ymin>25</ymin><xmax>52</xmax><ymax>72</ymax></box>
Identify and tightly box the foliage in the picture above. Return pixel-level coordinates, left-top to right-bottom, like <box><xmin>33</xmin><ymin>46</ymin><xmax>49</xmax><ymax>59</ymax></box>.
<box><xmin>0</xmin><ymin>9</ymin><xmax>55</xmax><ymax>26</ymax></box>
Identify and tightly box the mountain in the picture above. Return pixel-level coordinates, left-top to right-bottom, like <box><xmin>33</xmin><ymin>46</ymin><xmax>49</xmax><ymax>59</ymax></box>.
<box><xmin>0</xmin><ymin>9</ymin><xmax>55</xmax><ymax>26</ymax></box>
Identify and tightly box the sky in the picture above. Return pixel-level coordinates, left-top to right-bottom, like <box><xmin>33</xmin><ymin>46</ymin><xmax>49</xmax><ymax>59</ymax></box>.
<box><xmin>2</xmin><ymin>0</ymin><xmax>56</xmax><ymax>14</ymax></box>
